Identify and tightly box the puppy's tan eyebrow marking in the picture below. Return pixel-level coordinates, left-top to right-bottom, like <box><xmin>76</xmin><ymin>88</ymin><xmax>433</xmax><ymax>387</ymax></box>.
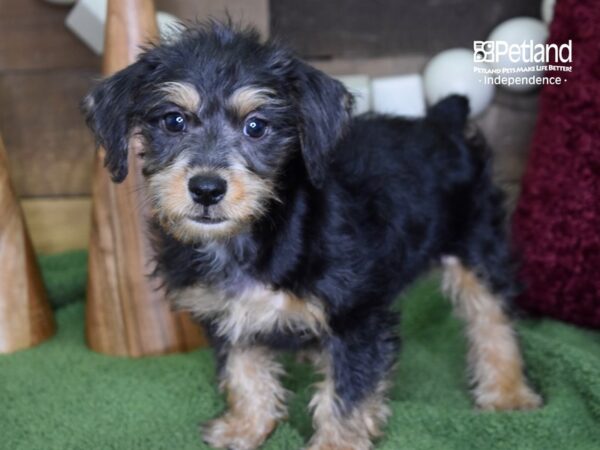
<box><xmin>228</xmin><ymin>86</ymin><xmax>280</xmax><ymax>117</ymax></box>
<box><xmin>156</xmin><ymin>81</ymin><xmax>201</xmax><ymax>111</ymax></box>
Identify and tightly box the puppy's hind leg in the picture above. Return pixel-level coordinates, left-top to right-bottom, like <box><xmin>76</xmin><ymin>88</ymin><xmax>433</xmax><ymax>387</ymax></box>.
<box><xmin>441</xmin><ymin>256</ymin><xmax>542</xmax><ymax>411</ymax></box>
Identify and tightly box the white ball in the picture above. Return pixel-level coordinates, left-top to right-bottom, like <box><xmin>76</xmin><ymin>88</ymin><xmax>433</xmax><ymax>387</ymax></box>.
<box><xmin>423</xmin><ymin>48</ymin><xmax>495</xmax><ymax>117</ymax></box>
<box><xmin>487</xmin><ymin>17</ymin><xmax>548</xmax><ymax>92</ymax></box>
<box><xmin>541</xmin><ymin>0</ymin><xmax>556</xmax><ymax>24</ymax></box>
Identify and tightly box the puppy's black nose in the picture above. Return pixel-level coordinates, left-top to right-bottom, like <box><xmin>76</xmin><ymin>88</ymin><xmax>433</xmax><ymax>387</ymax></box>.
<box><xmin>188</xmin><ymin>175</ymin><xmax>227</xmax><ymax>206</ymax></box>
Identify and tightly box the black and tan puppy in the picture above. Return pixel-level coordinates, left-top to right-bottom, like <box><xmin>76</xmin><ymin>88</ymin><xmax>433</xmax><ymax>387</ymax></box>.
<box><xmin>83</xmin><ymin>22</ymin><xmax>541</xmax><ymax>450</ymax></box>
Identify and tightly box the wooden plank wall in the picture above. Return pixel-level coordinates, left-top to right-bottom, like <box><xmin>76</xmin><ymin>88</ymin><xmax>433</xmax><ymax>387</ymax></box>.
<box><xmin>0</xmin><ymin>1</ymin><xmax>100</xmax><ymax>198</ymax></box>
<box><xmin>270</xmin><ymin>0</ymin><xmax>541</xmax><ymax>58</ymax></box>
<box><xmin>0</xmin><ymin>1</ymin><xmax>100</xmax><ymax>253</ymax></box>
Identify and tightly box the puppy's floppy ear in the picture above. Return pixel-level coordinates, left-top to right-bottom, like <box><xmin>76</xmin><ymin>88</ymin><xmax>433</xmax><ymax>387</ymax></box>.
<box><xmin>294</xmin><ymin>62</ymin><xmax>353</xmax><ymax>188</ymax></box>
<box><xmin>82</xmin><ymin>59</ymin><xmax>151</xmax><ymax>183</ymax></box>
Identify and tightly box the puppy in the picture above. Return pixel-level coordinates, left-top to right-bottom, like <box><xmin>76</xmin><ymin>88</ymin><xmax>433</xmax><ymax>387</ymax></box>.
<box><xmin>83</xmin><ymin>22</ymin><xmax>541</xmax><ymax>450</ymax></box>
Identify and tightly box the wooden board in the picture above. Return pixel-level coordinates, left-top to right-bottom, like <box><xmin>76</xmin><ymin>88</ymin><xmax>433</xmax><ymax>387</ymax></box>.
<box><xmin>0</xmin><ymin>0</ymin><xmax>99</xmax><ymax>71</ymax></box>
<box><xmin>21</xmin><ymin>197</ymin><xmax>91</xmax><ymax>254</ymax></box>
<box><xmin>156</xmin><ymin>0</ymin><xmax>270</xmax><ymax>36</ymax></box>
<box><xmin>271</xmin><ymin>0</ymin><xmax>540</xmax><ymax>59</ymax></box>
<box><xmin>0</xmin><ymin>71</ymin><xmax>97</xmax><ymax>197</ymax></box>
<box><xmin>312</xmin><ymin>54</ymin><xmax>429</xmax><ymax>77</ymax></box>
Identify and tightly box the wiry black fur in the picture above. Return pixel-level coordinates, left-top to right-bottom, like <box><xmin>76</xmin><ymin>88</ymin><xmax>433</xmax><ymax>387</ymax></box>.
<box><xmin>83</xmin><ymin>21</ymin><xmax>517</xmax><ymax>428</ymax></box>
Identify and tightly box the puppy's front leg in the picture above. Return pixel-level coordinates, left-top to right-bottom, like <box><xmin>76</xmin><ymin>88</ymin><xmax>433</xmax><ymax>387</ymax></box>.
<box><xmin>307</xmin><ymin>314</ymin><xmax>399</xmax><ymax>450</ymax></box>
<box><xmin>202</xmin><ymin>345</ymin><xmax>288</xmax><ymax>450</ymax></box>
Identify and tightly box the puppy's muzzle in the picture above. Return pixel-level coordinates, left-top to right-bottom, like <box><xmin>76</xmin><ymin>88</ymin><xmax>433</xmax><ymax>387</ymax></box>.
<box><xmin>188</xmin><ymin>175</ymin><xmax>227</xmax><ymax>206</ymax></box>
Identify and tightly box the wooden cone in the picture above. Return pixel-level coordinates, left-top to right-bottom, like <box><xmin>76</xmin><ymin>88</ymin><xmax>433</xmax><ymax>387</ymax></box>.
<box><xmin>0</xmin><ymin>135</ymin><xmax>55</xmax><ymax>353</ymax></box>
<box><xmin>86</xmin><ymin>0</ymin><xmax>206</xmax><ymax>356</ymax></box>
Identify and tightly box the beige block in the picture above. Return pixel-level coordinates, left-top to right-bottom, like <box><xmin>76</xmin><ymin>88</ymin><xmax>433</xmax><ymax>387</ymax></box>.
<box><xmin>21</xmin><ymin>197</ymin><xmax>91</xmax><ymax>254</ymax></box>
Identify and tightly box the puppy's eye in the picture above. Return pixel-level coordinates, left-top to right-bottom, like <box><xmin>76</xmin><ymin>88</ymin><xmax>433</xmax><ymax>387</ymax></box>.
<box><xmin>243</xmin><ymin>117</ymin><xmax>268</xmax><ymax>138</ymax></box>
<box><xmin>163</xmin><ymin>112</ymin><xmax>186</xmax><ymax>132</ymax></box>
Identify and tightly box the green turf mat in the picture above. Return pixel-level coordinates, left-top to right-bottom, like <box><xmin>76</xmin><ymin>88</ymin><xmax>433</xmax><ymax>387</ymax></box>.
<box><xmin>1</xmin><ymin>251</ymin><xmax>599</xmax><ymax>449</ymax></box>
<box><xmin>38</xmin><ymin>250</ymin><xmax>87</xmax><ymax>310</ymax></box>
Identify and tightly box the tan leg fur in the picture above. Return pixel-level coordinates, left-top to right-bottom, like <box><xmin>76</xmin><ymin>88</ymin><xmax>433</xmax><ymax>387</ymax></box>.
<box><xmin>305</xmin><ymin>353</ymin><xmax>391</xmax><ymax>450</ymax></box>
<box><xmin>202</xmin><ymin>346</ymin><xmax>288</xmax><ymax>450</ymax></box>
<box><xmin>442</xmin><ymin>256</ymin><xmax>542</xmax><ymax>411</ymax></box>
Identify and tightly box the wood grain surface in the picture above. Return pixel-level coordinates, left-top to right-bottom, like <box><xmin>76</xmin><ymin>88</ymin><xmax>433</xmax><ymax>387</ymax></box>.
<box><xmin>21</xmin><ymin>197</ymin><xmax>91</xmax><ymax>253</ymax></box>
<box><xmin>0</xmin><ymin>0</ymin><xmax>99</xmax><ymax>72</ymax></box>
<box><xmin>0</xmin><ymin>134</ymin><xmax>55</xmax><ymax>354</ymax></box>
<box><xmin>271</xmin><ymin>0</ymin><xmax>540</xmax><ymax>59</ymax></box>
<box><xmin>0</xmin><ymin>71</ymin><xmax>97</xmax><ymax>197</ymax></box>
<box><xmin>156</xmin><ymin>0</ymin><xmax>269</xmax><ymax>37</ymax></box>
<box><xmin>86</xmin><ymin>0</ymin><xmax>206</xmax><ymax>357</ymax></box>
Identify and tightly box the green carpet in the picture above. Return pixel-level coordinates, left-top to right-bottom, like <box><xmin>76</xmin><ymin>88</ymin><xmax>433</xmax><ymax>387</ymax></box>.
<box><xmin>1</xmin><ymin>251</ymin><xmax>599</xmax><ymax>450</ymax></box>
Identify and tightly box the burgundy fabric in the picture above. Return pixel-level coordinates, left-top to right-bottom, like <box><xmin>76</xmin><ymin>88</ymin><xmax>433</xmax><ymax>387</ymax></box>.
<box><xmin>511</xmin><ymin>0</ymin><xmax>600</xmax><ymax>328</ymax></box>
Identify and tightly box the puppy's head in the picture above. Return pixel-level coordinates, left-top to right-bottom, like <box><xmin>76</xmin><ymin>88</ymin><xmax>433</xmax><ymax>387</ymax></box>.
<box><xmin>83</xmin><ymin>22</ymin><xmax>352</xmax><ymax>243</ymax></box>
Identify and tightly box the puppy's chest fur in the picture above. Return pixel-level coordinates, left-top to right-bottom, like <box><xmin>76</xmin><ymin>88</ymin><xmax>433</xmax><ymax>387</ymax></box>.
<box><xmin>168</xmin><ymin>241</ymin><xmax>328</xmax><ymax>344</ymax></box>
<box><xmin>174</xmin><ymin>282</ymin><xmax>329</xmax><ymax>345</ymax></box>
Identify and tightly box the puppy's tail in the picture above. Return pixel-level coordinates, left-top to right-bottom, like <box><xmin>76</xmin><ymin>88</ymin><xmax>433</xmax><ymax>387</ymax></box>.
<box><xmin>427</xmin><ymin>95</ymin><xmax>470</xmax><ymax>131</ymax></box>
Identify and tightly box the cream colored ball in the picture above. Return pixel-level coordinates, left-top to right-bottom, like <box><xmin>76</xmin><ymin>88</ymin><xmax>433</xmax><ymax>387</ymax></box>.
<box><xmin>487</xmin><ymin>17</ymin><xmax>549</xmax><ymax>92</ymax></box>
<box><xmin>423</xmin><ymin>48</ymin><xmax>495</xmax><ymax>117</ymax></box>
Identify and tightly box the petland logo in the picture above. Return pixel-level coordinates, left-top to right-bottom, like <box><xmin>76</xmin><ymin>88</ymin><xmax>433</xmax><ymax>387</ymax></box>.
<box><xmin>473</xmin><ymin>40</ymin><xmax>573</xmax><ymax>88</ymax></box>
<box><xmin>474</xmin><ymin>40</ymin><xmax>572</xmax><ymax>64</ymax></box>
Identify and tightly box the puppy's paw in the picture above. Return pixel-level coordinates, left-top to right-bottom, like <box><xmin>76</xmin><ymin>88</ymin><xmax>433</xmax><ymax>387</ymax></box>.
<box><xmin>304</xmin><ymin>434</ymin><xmax>372</xmax><ymax>450</ymax></box>
<box><xmin>476</xmin><ymin>384</ymin><xmax>543</xmax><ymax>411</ymax></box>
<box><xmin>201</xmin><ymin>412</ymin><xmax>276</xmax><ymax>450</ymax></box>
<box><xmin>304</xmin><ymin>443</ymin><xmax>362</xmax><ymax>450</ymax></box>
